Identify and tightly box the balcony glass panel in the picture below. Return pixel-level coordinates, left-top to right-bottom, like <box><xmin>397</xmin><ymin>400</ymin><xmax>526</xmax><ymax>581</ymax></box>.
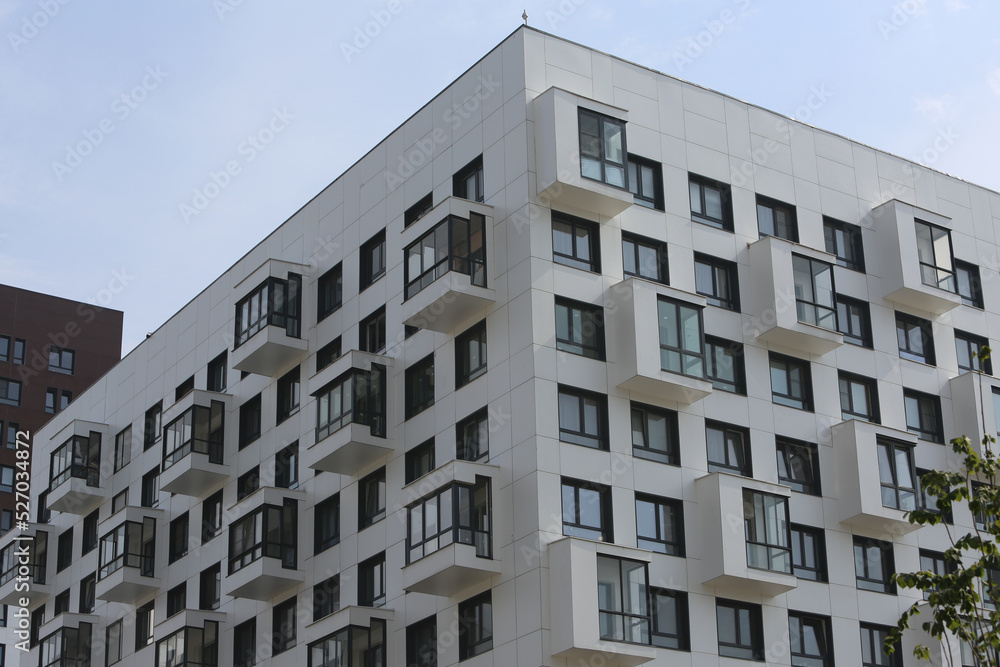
<box><xmin>40</xmin><ymin>623</ymin><xmax>92</xmax><ymax>667</ymax></box>
<box><xmin>308</xmin><ymin>620</ymin><xmax>386</xmax><ymax>667</ymax></box>
<box><xmin>405</xmin><ymin>477</ymin><xmax>491</xmax><ymax>564</ymax></box>
<box><xmin>98</xmin><ymin>518</ymin><xmax>155</xmax><ymax>579</ymax></box>
<box><xmin>315</xmin><ymin>367</ymin><xmax>386</xmax><ymax>442</ymax></box>
<box><xmin>156</xmin><ymin>621</ymin><xmax>219</xmax><ymax>667</ymax></box>
<box><xmin>234</xmin><ymin>274</ymin><xmax>302</xmax><ymax>347</ymax></box>
<box><xmin>404</xmin><ymin>214</ymin><xmax>486</xmax><ymax>300</ymax></box>
<box><xmin>50</xmin><ymin>433</ymin><xmax>101</xmax><ymax>491</ymax></box>
<box><xmin>228</xmin><ymin>499</ymin><xmax>297</xmax><ymax>574</ymax></box>
<box><xmin>163</xmin><ymin>401</ymin><xmax>225</xmax><ymax>468</ymax></box>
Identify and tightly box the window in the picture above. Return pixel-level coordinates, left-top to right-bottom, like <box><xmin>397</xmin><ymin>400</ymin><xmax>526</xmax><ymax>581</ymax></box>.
<box><xmin>199</xmin><ymin>563</ymin><xmax>221</xmax><ymax>611</ymax></box>
<box><xmin>405</xmin><ymin>355</ymin><xmax>434</xmax><ymax>419</ymax></box>
<box><xmin>276</xmin><ymin>367</ymin><xmax>300</xmax><ymax>423</ymax></box>
<box><xmin>706</xmin><ymin>422</ymin><xmax>751</xmax><ymax>476</ymax></box>
<box><xmin>597</xmin><ymin>555</ymin><xmax>650</xmax><ymax>644</ymax></box>
<box><xmin>405</xmin><ymin>479</ymin><xmax>493</xmax><ymax>567</ymax></box>
<box><xmin>404</xmin><ymin>212</ymin><xmax>487</xmax><ymax>299</ymax></box>
<box><xmin>79</xmin><ymin>573</ymin><xmax>95</xmax><ymax>613</ymax></box>
<box><xmin>238</xmin><ymin>393</ymin><xmax>262</xmax><ymax>448</ymax></box>
<box><xmin>237</xmin><ymin>466</ymin><xmax>260</xmax><ymax>500</ymax></box>
<box><xmin>143</xmin><ymin>401</ymin><xmax>162</xmax><ymax>450</ymax></box>
<box><xmin>29</xmin><ymin>607</ymin><xmax>42</xmax><ymax>648</ymax></box>
<box><xmin>275</xmin><ymin>441</ymin><xmax>298</xmax><ymax>490</ymax></box>
<box><xmin>878</xmin><ymin>437</ymin><xmax>917</xmax><ymax>511</ymax></box>
<box><xmin>359</xmin><ymin>306</ymin><xmax>386</xmax><ymax>354</ymax></box>
<box><xmin>60</xmin><ymin>389</ymin><xmax>72</xmax><ymax>410</ymax></box>
<box><xmin>552</xmin><ymin>212</ymin><xmax>600</xmax><ymax>272</ymax></box>
<box><xmin>456</xmin><ymin>319</ymin><xmax>487</xmax><ymax>386</ymax></box>
<box><xmin>695</xmin><ymin>254</ymin><xmax>740</xmax><ymax>311</ymax></box>
<box><xmin>956</xmin><ymin>330</ymin><xmax>992</xmax><ymax>374</ymax></box>
<box><xmin>207</xmin><ymin>350</ymin><xmax>227</xmax><ymax>392</ymax></box>
<box><xmin>37</xmin><ymin>492</ymin><xmax>50</xmax><ymax>523</ymax></box>
<box><xmin>744</xmin><ymin>489</ymin><xmax>792</xmax><ymax>574</ymax></box>
<box><xmin>689</xmin><ymin>173</ymin><xmax>733</xmax><ymax>230</ymax></box>
<box><xmin>315</xmin><ymin>366</ymin><xmax>387</xmax><ymax>440</ymax></box>
<box><xmin>107</xmin><ymin>620</ymin><xmax>122</xmax><ymax>665</ymax></box>
<box><xmin>316</xmin><ymin>337</ymin><xmax>342</xmax><ymax>372</ymax></box>
<box><xmin>554</xmin><ymin>298</ymin><xmax>604</xmax><ymax>360</ymax></box>
<box><xmin>860</xmin><ymin>623</ymin><xmax>900</xmax><ymax>666</ymax></box>
<box><xmin>956</xmin><ymin>260</ymin><xmax>984</xmax><ymax>307</ymax></box>
<box><xmin>111</xmin><ymin>489</ymin><xmax>128</xmax><ymax>514</ymax></box>
<box><xmin>716</xmin><ymin>598</ymin><xmax>764</xmax><ymax>660</ymax></box>
<box><xmin>561</xmin><ymin>478</ymin><xmax>612</xmax><ymax>542</ymax></box>
<box><xmin>359</xmin><ymin>552</ymin><xmax>386</xmax><ymax>607</ymax></box>
<box><xmin>313</xmin><ymin>575</ymin><xmax>340</xmax><ymax>621</ymax></box>
<box><xmin>54</xmin><ymin>589</ymin><xmax>69</xmax><ymax>616</ymax></box>
<box><xmin>0</xmin><ymin>467</ymin><xmax>11</xmax><ymax>494</ymax></box>
<box><xmin>453</xmin><ymin>155</ymin><xmax>484</xmax><ymax>202</ymax></box>
<box><xmin>626</xmin><ymin>154</ymin><xmax>664</xmax><ymax>209</ymax></box>
<box><xmin>358</xmin><ymin>467</ymin><xmax>386</xmax><ymax>529</ymax></box>
<box><xmin>57</xmin><ymin>528</ymin><xmax>72</xmax><ymax>572</ymax></box>
<box><xmin>406</xmin><ymin>616</ymin><xmax>437</xmax><ymax>667</ymax></box>
<box><xmin>457</xmin><ymin>408</ymin><xmax>489</xmax><ymax>461</ymax></box>
<box><xmin>5</xmin><ymin>422</ymin><xmax>17</xmax><ymax>449</ymax></box>
<box><xmin>657</xmin><ymin>297</ymin><xmax>705</xmax><ymax>378</ymax></box>
<box><xmin>917</xmin><ymin>467</ymin><xmax>953</xmax><ymax>524</ymax></box>
<box><xmin>837</xmin><ymin>295</ymin><xmax>873</xmax><ymax>347</ymax></box>
<box><xmin>273</xmin><ymin>596</ymin><xmax>296</xmax><ymax>654</ymax></box>
<box><xmin>789</xmin><ymin>613</ymin><xmax>833</xmax><ymax>667</ymax></box>
<box><xmin>793</xmin><ymin>254</ymin><xmax>837</xmax><ymax>330</ymax></box>
<box><xmin>359</xmin><ymin>229</ymin><xmax>386</xmax><ymax>291</ymax></box>
<box><xmin>630</xmin><ymin>402</ymin><xmax>678</xmax><ymax>465</ymax></box>
<box><xmin>824</xmin><ymin>216</ymin><xmax>865</xmax><ymax>271</ymax></box>
<box><xmin>915</xmin><ymin>219</ymin><xmax>956</xmax><ymax>292</ymax></box>
<box><xmin>404</xmin><ymin>192</ymin><xmax>433</xmax><ymax>227</ymax></box>
<box><xmin>202</xmin><ymin>490</ymin><xmax>223</xmax><ymax>543</ymax></box>
<box><xmin>896</xmin><ymin>312</ymin><xmax>935</xmax><ymax>365</ymax></box>
<box><xmin>11</xmin><ymin>339</ymin><xmax>23</xmax><ymax>365</ymax></box>
<box><xmin>0</xmin><ymin>509</ymin><xmax>9</xmax><ymax>534</ymax></box>
<box><xmin>82</xmin><ymin>510</ymin><xmax>98</xmax><ymax>555</ymax></box>
<box><xmin>136</xmin><ymin>601</ymin><xmax>154</xmax><ymax>649</ymax></box>
<box><xmin>579</xmin><ymin>108</ymin><xmax>626</xmax><ymax>188</ymax></box>
<box><xmin>48</xmin><ymin>346</ymin><xmax>75</xmax><ymax>374</ymax></box>
<box><xmin>705</xmin><ymin>337</ymin><xmax>746</xmax><ymax>394</ymax></box>
<box><xmin>44</xmin><ymin>387</ymin><xmax>57</xmax><ymax>413</ymax></box>
<box><xmin>317</xmin><ymin>263</ymin><xmax>343</xmax><ymax>321</ymax></box>
<box><xmin>169</xmin><ymin>512</ymin><xmax>189</xmax><ymax>563</ymax></box>
<box><xmin>622</xmin><ymin>233</ymin><xmax>668</xmax><ymax>283</ymax></box>
<box><xmin>791</xmin><ymin>524</ymin><xmax>827</xmax><ymax>582</ymax></box>
<box><xmin>459</xmin><ymin>591</ymin><xmax>493</xmax><ymax>660</ymax></box>
<box><xmin>904</xmin><ymin>390</ymin><xmax>943</xmax><ymax>443</ymax></box>
<box><xmin>776</xmin><ymin>438</ymin><xmax>821</xmax><ymax>495</ymax></box>
<box><xmin>141</xmin><ymin>468</ymin><xmax>159</xmax><ymax>507</ymax></box>
<box><xmin>0</xmin><ymin>335</ymin><xmax>7</xmax><ymax>361</ymax></box>
<box><xmin>854</xmin><ymin>536</ymin><xmax>896</xmax><ymax>594</ymax></box>
<box><xmin>919</xmin><ymin>549</ymin><xmax>955</xmax><ymax>600</ymax></box>
<box><xmin>636</xmin><ymin>493</ymin><xmax>684</xmax><ymax>555</ymax></box>
<box><xmin>228</xmin><ymin>499</ymin><xmax>297</xmax><ymax>573</ymax></box>
<box><xmin>769</xmin><ymin>353</ymin><xmax>813</xmax><ymax>411</ymax></box>
<box><xmin>234</xmin><ymin>619</ymin><xmax>256</xmax><ymax>667</ymax></box>
<box><xmin>314</xmin><ymin>494</ymin><xmax>340</xmax><ymax>554</ymax></box>
<box><xmin>167</xmin><ymin>583</ymin><xmax>186</xmax><ymax>616</ymax></box>
<box><xmin>175</xmin><ymin>375</ymin><xmax>194</xmax><ymax>401</ymax></box>
<box><xmin>113</xmin><ymin>426</ymin><xmax>132</xmax><ymax>472</ymax></box>
<box><xmin>840</xmin><ymin>372</ymin><xmax>880</xmax><ymax>422</ymax></box>
<box><xmin>405</xmin><ymin>439</ymin><xmax>435</xmax><ymax>484</ymax></box>
<box><xmin>757</xmin><ymin>194</ymin><xmax>798</xmax><ymax>241</ymax></box>
<box><xmin>558</xmin><ymin>386</ymin><xmax>608</xmax><ymax>450</ymax></box>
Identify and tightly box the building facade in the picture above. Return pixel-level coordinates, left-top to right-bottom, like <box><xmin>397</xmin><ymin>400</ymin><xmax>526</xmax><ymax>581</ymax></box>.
<box><xmin>8</xmin><ymin>25</ymin><xmax>1000</xmax><ymax>667</ymax></box>
<box><xmin>0</xmin><ymin>285</ymin><xmax>123</xmax><ymax>663</ymax></box>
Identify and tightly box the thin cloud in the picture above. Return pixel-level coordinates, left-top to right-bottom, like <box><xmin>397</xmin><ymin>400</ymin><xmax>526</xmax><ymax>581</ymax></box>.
<box><xmin>989</xmin><ymin>68</ymin><xmax>1000</xmax><ymax>97</ymax></box>
<box><xmin>913</xmin><ymin>94</ymin><xmax>955</xmax><ymax>121</ymax></box>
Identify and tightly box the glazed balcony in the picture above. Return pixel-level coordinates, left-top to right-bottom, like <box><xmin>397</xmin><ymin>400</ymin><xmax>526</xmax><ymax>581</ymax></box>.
<box><xmin>0</xmin><ymin>530</ymin><xmax>51</xmax><ymax>606</ymax></box>
<box><xmin>47</xmin><ymin>426</ymin><xmax>106</xmax><ymax>515</ymax></box>
<box><xmin>303</xmin><ymin>606</ymin><xmax>394</xmax><ymax>646</ymax></box>
<box><xmin>153</xmin><ymin>609</ymin><xmax>223</xmax><ymax>667</ymax></box>
<box><xmin>38</xmin><ymin>622</ymin><xmax>92</xmax><ymax>667</ymax></box>
<box><xmin>96</xmin><ymin>509</ymin><xmax>160</xmax><ymax>603</ymax></box>
<box><xmin>949</xmin><ymin>372</ymin><xmax>1000</xmax><ymax>463</ymax></box>
<box><xmin>306</xmin><ymin>616</ymin><xmax>387</xmax><ymax>667</ymax></box>
<box><xmin>159</xmin><ymin>391</ymin><xmax>230</xmax><ymax>496</ymax></box>
<box><xmin>223</xmin><ymin>488</ymin><xmax>303</xmax><ymax>600</ymax></box>
<box><xmin>231</xmin><ymin>259</ymin><xmax>309</xmax><ymax>376</ymax></box>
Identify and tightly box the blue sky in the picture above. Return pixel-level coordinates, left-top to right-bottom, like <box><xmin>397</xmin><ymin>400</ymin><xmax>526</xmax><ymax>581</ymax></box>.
<box><xmin>1</xmin><ymin>0</ymin><xmax>997</xmax><ymax>354</ymax></box>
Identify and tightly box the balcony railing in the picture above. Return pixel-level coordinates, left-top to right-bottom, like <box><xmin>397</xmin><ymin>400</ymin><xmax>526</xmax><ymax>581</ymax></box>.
<box><xmin>0</xmin><ymin>537</ymin><xmax>44</xmax><ymax>586</ymax></box>
<box><xmin>315</xmin><ymin>367</ymin><xmax>386</xmax><ymax>442</ymax></box>
<box><xmin>307</xmin><ymin>620</ymin><xmax>386</xmax><ymax>667</ymax></box>
<box><xmin>98</xmin><ymin>518</ymin><xmax>155</xmax><ymax>580</ymax></box>
<box><xmin>406</xmin><ymin>478</ymin><xmax>491</xmax><ymax>564</ymax></box>
<box><xmin>404</xmin><ymin>213</ymin><xmax>486</xmax><ymax>301</ymax></box>
<box><xmin>234</xmin><ymin>275</ymin><xmax>301</xmax><ymax>348</ymax></box>
<box><xmin>40</xmin><ymin>623</ymin><xmax>92</xmax><ymax>667</ymax></box>
<box><xmin>228</xmin><ymin>499</ymin><xmax>297</xmax><ymax>575</ymax></box>
<box><xmin>156</xmin><ymin>621</ymin><xmax>218</xmax><ymax>667</ymax></box>
<box><xmin>162</xmin><ymin>401</ymin><xmax>224</xmax><ymax>469</ymax></box>
<box><xmin>49</xmin><ymin>432</ymin><xmax>101</xmax><ymax>492</ymax></box>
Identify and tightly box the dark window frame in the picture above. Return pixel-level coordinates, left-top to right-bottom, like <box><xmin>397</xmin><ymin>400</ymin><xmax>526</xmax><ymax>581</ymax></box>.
<box><xmin>554</xmin><ymin>297</ymin><xmax>605</xmax><ymax>360</ymax></box>
<box><xmin>552</xmin><ymin>211</ymin><xmax>601</xmax><ymax>273</ymax></box>
<box><xmin>459</xmin><ymin>591</ymin><xmax>494</xmax><ymax>660</ymax></box>
<box><xmin>635</xmin><ymin>493</ymin><xmax>684</xmax><ymax>556</ymax></box>
<box><xmin>405</xmin><ymin>439</ymin><xmax>435</xmax><ymax>485</ymax></box>
<box><xmin>756</xmin><ymin>194</ymin><xmax>798</xmax><ymax>241</ymax></box>
<box><xmin>276</xmin><ymin>366</ymin><xmax>300</xmax><ymax>424</ymax></box>
<box><xmin>769</xmin><ymin>352</ymin><xmax>813</xmax><ymax>411</ymax></box>
<box><xmin>359</xmin><ymin>229</ymin><xmax>387</xmax><ymax>292</ymax></box>
<box><xmin>457</xmin><ymin>408</ymin><xmax>489</xmax><ymax>462</ymax></box>
<box><xmin>578</xmin><ymin>108</ymin><xmax>627</xmax><ymax>189</ymax></box>
<box><xmin>689</xmin><ymin>173</ymin><xmax>733</xmax><ymax>231</ymax></box>
<box><xmin>314</xmin><ymin>493</ymin><xmax>340</xmax><ymax>555</ymax></box>
<box><xmin>405</xmin><ymin>354</ymin><xmax>435</xmax><ymax>420</ymax></box>
<box><xmin>456</xmin><ymin>319</ymin><xmax>488</xmax><ymax>387</ymax></box>
<box><xmin>705</xmin><ymin>336</ymin><xmax>746</xmax><ymax>395</ymax></box>
<box><xmin>823</xmin><ymin>216</ymin><xmax>865</xmax><ymax>271</ymax></box>
<box><xmin>792</xmin><ymin>254</ymin><xmax>837</xmax><ymax>331</ymax></box>
<box><xmin>839</xmin><ymin>371</ymin><xmax>880</xmax><ymax>423</ymax></box>
<box><xmin>915</xmin><ymin>219</ymin><xmax>956</xmax><ymax>293</ymax></box>
<box><xmin>860</xmin><ymin>622</ymin><xmax>901</xmax><ymax>667</ymax></box>
<box><xmin>790</xmin><ymin>523</ymin><xmax>827</xmax><ymax>582</ymax></box>
<box><xmin>716</xmin><ymin>598</ymin><xmax>764</xmax><ymax>661</ymax></box>
<box><xmin>557</xmin><ymin>385</ymin><xmax>609</xmax><ymax>450</ymax></box>
<box><xmin>561</xmin><ymin>477</ymin><xmax>613</xmax><ymax>542</ymax></box>
<box><xmin>854</xmin><ymin>536</ymin><xmax>896</xmax><ymax>594</ymax></box>
<box><xmin>903</xmin><ymin>390</ymin><xmax>944</xmax><ymax>443</ymax></box>
<box><xmin>956</xmin><ymin>259</ymin><xmax>984</xmax><ymax>308</ymax></box>
<box><xmin>896</xmin><ymin>311</ymin><xmax>936</xmax><ymax>365</ymax></box>
<box><xmin>956</xmin><ymin>330</ymin><xmax>992</xmax><ymax>374</ymax></box>
<box><xmin>837</xmin><ymin>294</ymin><xmax>873</xmax><ymax>347</ymax></box>
<box><xmin>272</xmin><ymin>595</ymin><xmax>297</xmax><ymax>655</ymax></box>
<box><xmin>404</xmin><ymin>192</ymin><xmax>434</xmax><ymax>227</ymax></box>
<box><xmin>789</xmin><ymin>612</ymin><xmax>834</xmax><ymax>667</ymax></box>
<box><xmin>630</xmin><ymin>401</ymin><xmax>679</xmax><ymax>465</ymax></box>
<box><xmin>877</xmin><ymin>437</ymin><xmax>918</xmax><ymax>511</ymax></box>
<box><xmin>238</xmin><ymin>393</ymin><xmax>262</xmax><ymax>449</ymax></box>
<box><xmin>694</xmin><ymin>253</ymin><xmax>740</xmax><ymax>311</ymax></box>
<box><xmin>317</xmin><ymin>263</ymin><xmax>343</xmax><ymax>321</ymax></box>
<box><xmin>359</xmin><ymin>306</ymin><xmax>386</xmax><ymax>354</ymax></box>
<box><xmin>358</xmin><ymin>467</ymin><xmax>386</xmax><ymax>530</ymax></box>
<box><xmin>626</xmin><ymin>154</ymin><xmax>664</xmax><ymax>210</ymax></box>
<box><xmin>657</xmin><ymin>297</ymin><xmax>706</xmax><ymax>379</ymax></box>
<box><xmin>453</xmin><ymin>155</ymin><xmax>485</xmax><ymax>202</ymax></box>
<box><xmin>706</xmin><ymin>421</ymin><xmax>752</xmax><ymax>477</ymax></box>
<box><xmin>622</xmin><ymin>232</ymin><xmax>668</xmax><ymax>284</ymax></box>
<box><xmin>776</xmin><ymin>437</ymin><xmax>821</xmax><ymax>496</ymax></box>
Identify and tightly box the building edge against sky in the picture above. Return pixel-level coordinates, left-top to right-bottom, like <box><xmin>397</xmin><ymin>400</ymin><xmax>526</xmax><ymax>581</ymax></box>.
<box><xmin>8</xmin><ymin>24</ymin><xmax>1000</xmax><ymax>667</ymax></box>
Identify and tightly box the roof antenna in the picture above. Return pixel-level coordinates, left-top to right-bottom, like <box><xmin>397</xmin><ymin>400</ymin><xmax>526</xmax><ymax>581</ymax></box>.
<box><xmin>522</xmin><ymin>10</ymin><xmax>528</xmax><ymax>25</ymax></box>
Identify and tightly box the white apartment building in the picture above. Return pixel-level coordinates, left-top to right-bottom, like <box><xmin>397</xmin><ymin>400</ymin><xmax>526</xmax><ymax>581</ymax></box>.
<box><xmin>6</xmin><ymin>25</ymin><xmax>1000</xmax><ymax>667</ymax></box>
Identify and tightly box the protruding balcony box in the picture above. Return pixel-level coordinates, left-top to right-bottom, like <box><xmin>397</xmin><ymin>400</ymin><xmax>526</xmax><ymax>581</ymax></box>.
<box><xmin>303</xmin><ymin>605</ymin><xmax>394</xmax><ymax>645</ymax></box>
<box><xmin>39</xmin><ymin>612</ymin><xmax>98</xmax><ymax>641</ymax></box>
<box><xmin>401</xmin><ymin>461</ymin><xmax>501</xmax><ymax>597</ymax></box>
<box><xmin>548</xmin><ymin>538</ymin><xmax>657</xmax><ymax>667</ymax></box>
<box><xmin>833</xmin><ymin>419</ymin><xmax>922</xmax><ymax>535</ymax></box>
<box><xmin>608</xmin><ymin>278</ymin><xmax>713</xmax><ymax>404</ymax></box>
<box><xmin>223</xmin><ymin>487</ymin><xmax>304</xmax><ymax>601</ymax></box>
<box><xmin>306</xmin><ymin>614</ymin><xmax>387</xmax><ymax>667</ymax></box>
<box><xmin>533</xmin><ymin>87</ymin><xmax>634</xmax><ymax>218</ymax></box>
<box><xmin>153</xmin><ymin>608</ymin><xmax>226</xmax><ymax>643</ymax></box>
<box><xmin>96</xmin><ymin>507</ymin><xmax>161</xmax><ymax>603</ymax></box>
<box><xmin>0</xmin><ymin>529</ymin><xmax>51</xmax><ymax>606</ymax></box>
<box><xmin>695</xmin><ymin>471</ymin><xmax>798</xmax><ymax>596</ymax></box>
<box><xmin>949</xmin><ymin>372</ymin><xmax>1000</xmax><ymax>461</ymax></box>
<box><xmin>874</xmin><ymin>200</ymin><xmax>962</xmax><ymax>315</ymax></box>
<box><xmin>231</xmin><ymin>258</ymin><xmax>309</xmax><ymax>376</ymax></box>
<box><xmin>47</xmin><ymin>421</ymin><xmax>108</xmax><ymax>514</ymax></box>
<box><xmin>38</xmin><ymin>621</ymin><xmax>92</xmax><ymax>667</ymax></box>
<box><xmin>747</xmin><ymin>236</ymin><xmax>843</xmax><ymax>355</ymax></box>
<box><xmin>307</xmin><ymin>351</ymin><xmax>392</xmax><ymax>475</ymax></box>
<box><xmin>400</xmin><ymin>197</ymin><xmax>496</xmax><ymax>333</ymax></box>
<box><xmin>159</xmin><ymin>389</ymin><xmax>231</xmax><ymax>496</ymax></box>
